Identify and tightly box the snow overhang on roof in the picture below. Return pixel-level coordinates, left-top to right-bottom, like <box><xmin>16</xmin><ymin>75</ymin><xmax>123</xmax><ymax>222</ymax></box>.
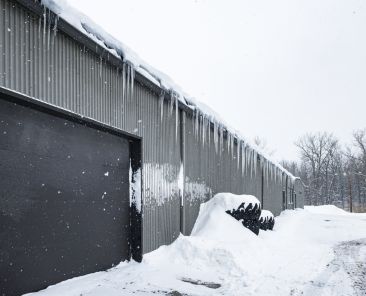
<box><xmin>17</xmin><ymin>0</ymin><xmax>298</xmax><ymax>182</ymax></box>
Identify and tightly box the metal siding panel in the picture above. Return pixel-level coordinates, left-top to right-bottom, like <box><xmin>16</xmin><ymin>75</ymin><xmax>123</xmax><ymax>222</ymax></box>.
<box><xmin>262</xmin><ymin>166</ymin><xmax>283</xmax><ymax>216</ymax></box>
<box><xmin>182</xmin><ymin>112</ymin><xmax>265</xmax><ymax>235</ymax></box>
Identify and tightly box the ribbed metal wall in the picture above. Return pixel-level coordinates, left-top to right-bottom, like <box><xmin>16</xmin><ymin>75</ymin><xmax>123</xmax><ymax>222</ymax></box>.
<box><xmin>182</xmin><ymin>111</ymin><xmax>262</xmax><ymax>235</ymax></box>
<box><xmin>262</xmin><ymin>172</ymin><xmax>283</xmax><ymax>216</ymax></box>
<box><xmin>1</xmin><ymin>0</ymin><xmax>304</xmax><ymax>254</ymax></box>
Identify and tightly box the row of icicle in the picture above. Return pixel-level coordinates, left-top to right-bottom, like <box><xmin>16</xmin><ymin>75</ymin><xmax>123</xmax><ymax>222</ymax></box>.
<box><xmin>40</xmin><ymin>6</ymin><xmax>292</xmax><ymax>187</ymax></box>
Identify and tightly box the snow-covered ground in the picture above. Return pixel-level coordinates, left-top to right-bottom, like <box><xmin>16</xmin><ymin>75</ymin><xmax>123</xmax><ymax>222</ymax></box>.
<box><xmin>26</xmin><ymin>203</ymin><xmax>366</xmax><ymax>296</ymax></box>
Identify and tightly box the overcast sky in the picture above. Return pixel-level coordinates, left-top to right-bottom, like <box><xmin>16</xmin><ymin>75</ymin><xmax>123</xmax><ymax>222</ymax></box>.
<box><xmin>68</xmin><ymin>0</ymin><xmax>366</xmax><ymax>162</ymax></box>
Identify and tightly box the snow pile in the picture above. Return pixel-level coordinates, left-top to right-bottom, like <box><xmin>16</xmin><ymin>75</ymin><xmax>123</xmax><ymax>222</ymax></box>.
<box><xmin>27</xmin><ymin>205</ymin><xmax>366</xmax><ymax>296</ymax></box>
<box><xmin>191</xmin><ymin>193</ymin><xmax>260</xmax><ymax>242</ymax></box>
<box><xmin>305</xmin><ymin>205</ymin><xmax>349</xmax><ymax>215</ymax></box>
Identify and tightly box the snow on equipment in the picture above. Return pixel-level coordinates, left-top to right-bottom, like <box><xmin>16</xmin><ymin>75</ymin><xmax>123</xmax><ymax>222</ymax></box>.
<box><xmin>259</xmin><ymin>210</ymin><xmax>275</xmax><ymax>231</ymax></box>
<box><xmin>224</xmin><ymin>194</ymin><xmax>262</xmax><ymax>235</ymax></box>
<box><xmin>192</xmin><ymin>193</ymin><xmax>275</xmax><ymax>238</ymax></box>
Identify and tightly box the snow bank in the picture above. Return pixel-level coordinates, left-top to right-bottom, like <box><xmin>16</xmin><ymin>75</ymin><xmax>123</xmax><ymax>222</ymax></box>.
<box><xmin>26</xmin><ymin>206</ymin><xmax>366</xmax><ymax>296</ymax></box>
<box><xmin>304</xmin><ymin>205</ymin><xmax>350</xmax><ymax>215</ymax></box>
<box><xmin>191</xmin><ymin>193</ymin><xmax>260</xmax><ymax>242</ymax></box>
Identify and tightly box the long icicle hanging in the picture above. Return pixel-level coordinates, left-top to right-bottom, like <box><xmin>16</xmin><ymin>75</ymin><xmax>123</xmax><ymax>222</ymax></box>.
<box><xmin>237</xmin><ymin>139</ymin><xmax>240</xmax><ymax>169</ymax></box>
<box><xmin>175</xmin><ymin>95</ymin><xmax>179</xmax><ymax>142</ymax></box>
<box><xmin>159</xmin><ymin>91</ymin><xmax>164</xmax><ymax>123</ymax></box>
<box><xmin>169</xmin><ymin>91</ymin><xmax>174</xmax><ymax>117</ymax></box>
<box><xmin>202</xmin><ymin>115</ymin><xmax>206</xmax><ymax>148</ymax></box>
<box><xmin>122</xmin><ymin>63</ymin><xmax>126</xmax><ymax>102</ymax></box>
<box><xmin>130</xmin><ymin>65</ymin><xmax>135</xmax><ymax>100</ymax></box>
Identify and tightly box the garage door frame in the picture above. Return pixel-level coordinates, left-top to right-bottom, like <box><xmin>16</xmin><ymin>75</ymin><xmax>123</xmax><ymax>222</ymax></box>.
<box><xmin>0</xmin><ymin>86</ymin><xmax>143</xmax><ymax>263</ymax></box>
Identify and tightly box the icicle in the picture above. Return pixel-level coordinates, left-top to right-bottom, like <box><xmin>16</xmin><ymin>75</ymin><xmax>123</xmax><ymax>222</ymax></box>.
<box><xmin>38</xmin><ymin>14</ymin><xmax>42</xmax><ymax>40</ymax></box>
<box><xmin>231</xmin><ymin>134</ymin><xmax>234</xmax><ymax>158</ymax></box>
<box><xmin>126</xmin><ymin>63</ymin><xmax>130</xmax><ymax>100</ymax></box>
<box><xmin>53</xmin><ymin>15</ymin><xmax>58</xmax><ymax>38</ymax></box>
<box><xmin>263</xmin><ymin>159</ymin><xmax>267</xmax><ymax>185</ymax></box>
<box><xmin>207</xmin><ymin>118</ymin><xmax>211</xmax><ymax>146</ymax></box>
<box><xmin>43</xmin><ymin>7</ymin><xmax>46</xmax><ymax>45</ymax></box>
<box><xmin>47</xmin><ymin>10</ymin><xmax>51</xmax><ymax>51</ymax></box>
<box><xmin>274</xmin><ymin>167</ymin><xmax>277</xmax><ymax>183</ymax></box>
<box><xmin>193</xmin><ymin>109</ymin><xmax>196</xmax><ymax>139</ymax></box>
<box><xmin>247</xmin><ymin>147</ymin><xmax>250</xmax><ymax>176</ymax></box>
<box><xmin>201</xmin><ymin>115</ymin><xmax>205</xmax><ymax>147</ymax></box>
<box><xmin>99</xmin><ymin>56</ymin><xmax>103</xmax><ymax>78</ymax></box>
<box><xmin>130</xmin><ymin>65</ymin><xmax>134</xmax><ymax>100</ymax></box>
<box><xmin>159</xmin><ymin>92</ymin><xmax>164</xmax><ymax>122</ymax></box>
<box><xmin>51</xmin><ymin>15</ymin><xmax>58</xmax><ymax>49</ymax></box>
<box><xmin>175</xmin><ymin>95</ymin><xmax>178</xmax><ymax>142</ymax></box>
<box><xmin>169</xmin><ymin>92</ymin><xmax>174</xmax><ymax>117</ymax></box>
<box><xmin>219</xmin><ymin>126</ymin><xmax>224</xmax><ymax>156</ymax></box>
<box><xmin>254</xmin><ymin>151</ymin><xmax>257</xmax><ymax>177</ymax></box>
<box><xmin>227</xmin><ymin>131</ymin><xmax>230</xmax><ymax>153</ymax></box>
<box><xmin>271</xmin><ymin>164</ymin><xmax>274</xmax><ymax>182</ymax></box>
<box><xmin>122</xmin><ymin>63</ymin><xmax>126</xmax><ymax>102</ymax></box>
<box><xmin>253</xmin><ymin>150</ymin><xmax>257</xmax><ymax>178</ymax></box>
<box><xmin>195</xmin><ymin>109</ymin><xmax>199</xmax><ymax>139</ymax></box>
<box><xmin>213</xmin><ymin>120</ymin><xmax>217</xmax><ymax>153</ymax></box>
<box><xmin>249</xmin><ymin>149</ymin><xmax>253</xmax><ymax>179</ymax></box>
<box><xmin>216</xmin><ymin>122</ymin><xmax>219</xmax><ymax>153</ymax></box>
<box><xmin>245</xmin><ymin>146</ymin><xmax>248</xmax><ymax>175</ymax></box>
<box><xmin>237</xmin><ymin>139</ymin><xmax>240</xmax><ymax>168</ymax></box>
<box><xmin>241</xmin><ymin>143</ymin><xmax>245</xmax><ymax>175</ymax></box>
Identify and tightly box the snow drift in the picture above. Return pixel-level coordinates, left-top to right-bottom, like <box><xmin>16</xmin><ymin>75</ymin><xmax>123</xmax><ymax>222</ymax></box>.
<box><xmin>191</xmin><ymin>193</ymin><xmax>260</xmax><ymax>242</ymax></box>
<box><xmin>26</xmin><ymin>198</ymin><xmax>366</xmax><ymax>296</ymax></box>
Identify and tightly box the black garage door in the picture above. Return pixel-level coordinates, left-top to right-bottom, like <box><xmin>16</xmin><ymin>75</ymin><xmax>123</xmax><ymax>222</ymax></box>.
<box><xmin>0</xmin><ymin>95</ymin><xmax>131</xmax><ymax>296</ymax></box>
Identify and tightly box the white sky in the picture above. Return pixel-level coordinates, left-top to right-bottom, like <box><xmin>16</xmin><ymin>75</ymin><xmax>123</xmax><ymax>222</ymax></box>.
<box><xmin>68</xmin><ymin>0</ymin><xmax>366</xmax><ymax>162</ymax></box>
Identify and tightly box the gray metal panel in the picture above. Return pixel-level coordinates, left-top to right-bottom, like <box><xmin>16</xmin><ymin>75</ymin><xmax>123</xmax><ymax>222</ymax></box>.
<box><xmin>182</xmin><ymin>111</ymin><xmax>263</xmax><ymax>235</ymax></box>
<box><xmin>262</xmin><ymin>167</ymin><xmax>283</xmax><ymax>216</ymax></box>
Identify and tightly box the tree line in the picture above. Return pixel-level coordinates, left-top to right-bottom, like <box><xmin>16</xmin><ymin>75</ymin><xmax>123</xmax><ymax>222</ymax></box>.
<box><xmin>281</xmin><ymin>129</ymin><xmax>366</xmax><ymax>212</ymax></box>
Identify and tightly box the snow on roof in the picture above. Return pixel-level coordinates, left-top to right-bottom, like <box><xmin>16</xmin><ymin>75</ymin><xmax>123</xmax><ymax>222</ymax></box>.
<box><xmin>40</xmin><ymin>0</ymin><xmax>297</xmax><ymax>181</ymax></box>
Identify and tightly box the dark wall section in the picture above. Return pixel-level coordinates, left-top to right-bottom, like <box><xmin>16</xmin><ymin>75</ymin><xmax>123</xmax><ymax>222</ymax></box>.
<box><xmin>0</xmin><ymin>94</ymin><xmax>134</xmax><ymax>296</ymax></box>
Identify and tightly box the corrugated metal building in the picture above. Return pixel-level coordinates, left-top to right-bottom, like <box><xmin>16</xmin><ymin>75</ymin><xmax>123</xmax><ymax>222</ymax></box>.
<box><xmin>0</xmin><ymin>0</ymin><xmax>304</xmax><ymax>295</ymax></box>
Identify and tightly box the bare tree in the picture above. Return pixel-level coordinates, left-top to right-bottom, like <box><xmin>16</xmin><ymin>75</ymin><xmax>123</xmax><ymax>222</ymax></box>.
<box><xmin>344</xmin><ymin>129</ymin><xmax>366</xmax><ymax>211</ymax></box>
<box><xmin>295</xmin><ymin>132</ymin><xmax>339</xmax><ymax>205</ymax></box>
<box><xmin>292</xmin><ymin>129</ymin><xmax>366</xmax><ymax>212</ymax></box>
